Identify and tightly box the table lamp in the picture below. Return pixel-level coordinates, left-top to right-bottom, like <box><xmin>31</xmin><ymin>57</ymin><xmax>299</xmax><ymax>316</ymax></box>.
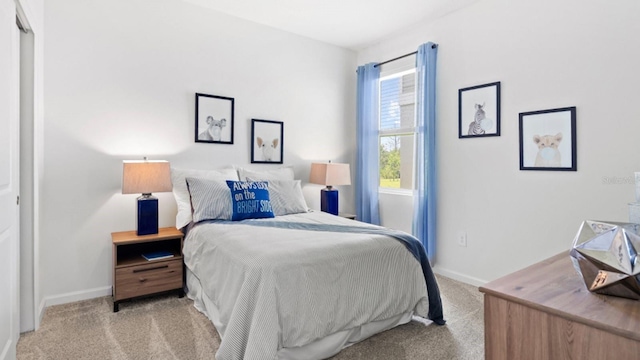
<box><xmin>309</xmin><ymin>162</ymin><xmax>351</xmax><ymax>215</ymax></box>
<box><xmin>122</xmin><ymin>158</ymin><xmax>172</xmax><ymax>235</ymax></box>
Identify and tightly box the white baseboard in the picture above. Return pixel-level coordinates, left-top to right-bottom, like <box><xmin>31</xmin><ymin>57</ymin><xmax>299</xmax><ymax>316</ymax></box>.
<box><xmin>36</xmin><ymin>297</ymin><xmax>46</xmax><ymax>330</ymax></box>
<box><xmin>433</xmin><ymin>266</ymin><xmax>488</xmax><ymax>287</ymax></box>
<box><xmin>35</xmin><ymin>286</ymin><xmax>111</xmax><ymax>329</ymax></box>
<box><xmin>42</xmin><ymin>286</ymin><xmax>112</xmax><ymax>309</ymax></box>
<box><xmin>0</xmin><ymin>338</ymin><xmax>13</xmax><ymax>360</ymax></box>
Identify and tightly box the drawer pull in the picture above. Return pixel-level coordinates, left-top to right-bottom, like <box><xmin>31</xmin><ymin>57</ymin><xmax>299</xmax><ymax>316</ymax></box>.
<box><xmin>133</xmin><ymin>265</ymin><xmax>169</xmax><ymax>273</ymax></box>
<box><xmin>139</xmin><ymin>278</ymin><xmax>147</xmax><ymax>283</ymax></box>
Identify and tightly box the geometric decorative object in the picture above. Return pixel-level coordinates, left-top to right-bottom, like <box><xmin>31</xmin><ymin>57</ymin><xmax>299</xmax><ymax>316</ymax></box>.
<box><xmin>122</xmin><ymin>159</ymin><xmax>172</xmax><ymax>236</ymax></box>
<box><xmin>570</xmin><ymin>220</ymin><xmax>640</xmax><ymax>300</ymax></box>
<box><xmin>309</xmin><ymin>162</ymin><xmax>351</xmax><ymax>216</ymax></box>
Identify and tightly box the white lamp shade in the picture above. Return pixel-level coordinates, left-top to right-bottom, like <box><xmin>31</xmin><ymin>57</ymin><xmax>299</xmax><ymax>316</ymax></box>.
<box><xmin>122</xmin><ymin>160</ymin><xmax>172</xmax><ymax>194</ymax></box>
<box><xmin>309</xmin><ymin>162</ymin><xmax>351</xmax><ymax>186</ymax></box>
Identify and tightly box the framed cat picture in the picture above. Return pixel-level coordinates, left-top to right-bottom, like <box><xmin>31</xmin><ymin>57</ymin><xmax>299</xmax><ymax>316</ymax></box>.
<box><xmin>458</xmin><ymin>81</ymin><xmax>501</xmax><ymax>138</ymax></box>
<box><xmin>519</xmin><ymin>106</ymin><xmax>577</xmax><ymax>171</ymax></box>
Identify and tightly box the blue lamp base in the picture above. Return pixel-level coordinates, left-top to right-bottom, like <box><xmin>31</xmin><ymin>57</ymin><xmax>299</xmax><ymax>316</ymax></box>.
<box><xmin>137</xmin><ymin>194</ymin><xmax>159</xmax><ymax>236</ymax></box>
<box><xmin>320</xmin><ymin>188</ymin><xmax>339</xmax><ymax>215</ymax></box>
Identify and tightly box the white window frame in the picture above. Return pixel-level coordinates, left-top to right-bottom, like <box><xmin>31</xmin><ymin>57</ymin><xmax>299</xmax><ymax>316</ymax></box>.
<box><xmin>378</xmin><ymin>68</ymin><xmax>417</xmax><ymax>196</ymax></box>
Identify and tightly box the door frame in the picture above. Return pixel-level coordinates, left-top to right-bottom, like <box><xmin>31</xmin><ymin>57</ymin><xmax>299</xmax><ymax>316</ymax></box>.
<box><xmin>15</xmin><ymin>0</ymin><xmax>43</xmax><ymax>332</ymax></box>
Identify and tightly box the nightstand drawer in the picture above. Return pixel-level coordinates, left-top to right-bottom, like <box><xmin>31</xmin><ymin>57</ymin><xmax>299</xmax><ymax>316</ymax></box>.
<box><xmin>114</xmin><ymin>259</ymin><xmax>183</xmax><ymax>301</ymax></box>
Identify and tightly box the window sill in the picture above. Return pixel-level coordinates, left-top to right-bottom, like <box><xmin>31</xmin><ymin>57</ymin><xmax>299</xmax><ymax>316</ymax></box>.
<box><xmin>378</xmin><ymin>188</ymin><xmax>413</xmax><ymax>196</ymax></box>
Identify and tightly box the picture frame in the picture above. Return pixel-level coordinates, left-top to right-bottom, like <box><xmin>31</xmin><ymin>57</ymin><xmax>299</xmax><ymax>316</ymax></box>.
<box><xmin>251</xmin><ymin>119</ymin><xmax>284</xmax><ymax>164</ymax></box>
<box><xmin>458</xmin><ymin>82</ymin><xmax>501</xmax><ymax>138</ymax></box>
<box><xmin>195</xmin><ymin>93</ymin><xmax>234</xmax><ymax>144</ymax></box>
<box><xmin>519</xmin><ymin>106</ymin><xmax>577</xmax><ymax>171</ymax></box>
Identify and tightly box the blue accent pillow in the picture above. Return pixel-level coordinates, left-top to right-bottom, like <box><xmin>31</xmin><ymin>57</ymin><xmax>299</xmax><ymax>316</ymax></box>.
<box><xmin>226</xmin><ymin>180</ymin><xmax>275</xmax><ymax>221</ymax></box>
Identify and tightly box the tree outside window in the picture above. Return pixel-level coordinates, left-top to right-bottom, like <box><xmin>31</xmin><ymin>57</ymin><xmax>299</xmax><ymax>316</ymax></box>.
<box><xmin>379</xmin><ymin>70</ymin><xmax>415</xmax><ymax>190</ymax></box>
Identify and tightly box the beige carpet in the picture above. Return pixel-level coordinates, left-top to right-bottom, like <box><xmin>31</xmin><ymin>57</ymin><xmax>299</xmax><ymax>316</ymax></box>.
<box><xmin>17</xmin><ymin>275</ymin><xmax>484</xmax><ymax>360</ymax></box>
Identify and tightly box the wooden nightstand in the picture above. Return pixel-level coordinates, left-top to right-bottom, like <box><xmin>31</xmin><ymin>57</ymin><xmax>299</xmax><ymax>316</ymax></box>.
<box><xmin>111</xmin><ymin>227</ymin><xmax>184</xmax><ymax>312</ymax></box>
<box><xmin>339</xmin><ymin>213</ymin><xmax>356</xmax><ymax>220</ymax></box>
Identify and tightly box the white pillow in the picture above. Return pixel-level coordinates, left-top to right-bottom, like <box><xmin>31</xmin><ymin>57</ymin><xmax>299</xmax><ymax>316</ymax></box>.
<box><xmin>171</xmin><ymin>167</ymin><xmax>238</xmax><ymax>229</ymax></box>
<box><xmin>247</xmin><ymin>178</ymin><xmax>308</xmax><ymax>216</ymax></box>
<box><xmin>237</xmin><ymin>166</ymin><xmax>294</xmax><ymax>181</ymax></box>
<box><xmin>185</xmin><ymin>177</ymin><xmax>232</xmax><ymax>223</ymax></box>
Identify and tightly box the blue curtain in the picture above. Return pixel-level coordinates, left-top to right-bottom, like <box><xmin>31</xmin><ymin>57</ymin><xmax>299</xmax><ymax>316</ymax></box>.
<box><xmin>355</xmin><ymin>63</ymin><xmax>381</xmax><ymax>225</ymax></box>
<box><xmin>413</xmin><ymin>43</ymin><xmax>438</xmax><ymax>263</ymax></box>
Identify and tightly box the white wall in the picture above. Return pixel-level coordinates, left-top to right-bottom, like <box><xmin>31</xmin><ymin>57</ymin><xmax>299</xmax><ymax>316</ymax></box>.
<box><xmin>42</xmin><ymin>0</ymin><xmax>356</xmax><ymax>306</ymax></box>
<box><xmin>359</xmin><ymin>0</ymin><xmax>640</xmax><ymax>285</ymax></box>
<box><xmin>379</xmin><ymin>192</ymin><xmax>413</xmax><ymax>233</ymax></box>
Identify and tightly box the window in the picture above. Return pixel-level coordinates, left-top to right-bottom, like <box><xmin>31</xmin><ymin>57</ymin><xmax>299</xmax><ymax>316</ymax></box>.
<box><xmin>379</xmin><ymin>68</ymin><xmax>416</xmax><ymax>191</ymax></box>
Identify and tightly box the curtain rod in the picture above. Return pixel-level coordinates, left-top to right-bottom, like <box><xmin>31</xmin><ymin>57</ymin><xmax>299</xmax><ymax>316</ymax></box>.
<box><xmin>373</xmin><ymin>43</ymin><xmax>437</xmax><ymax>68</ymax></box>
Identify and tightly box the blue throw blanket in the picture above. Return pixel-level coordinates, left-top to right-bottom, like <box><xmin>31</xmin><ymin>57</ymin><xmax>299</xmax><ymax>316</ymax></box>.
<box><xmin>210</xmin><ymin>219</ymin><xmax>446</xmax><ymax>325</ymax></box>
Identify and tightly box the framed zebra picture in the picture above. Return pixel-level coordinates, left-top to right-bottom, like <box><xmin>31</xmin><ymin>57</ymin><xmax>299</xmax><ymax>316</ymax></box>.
<box><xmin>519</xmin><ymin>106</ymin><xmax>577</xmax><ymax>171</ymax></box>
<box><xmin>458</xmin><ymin>82</ymin><xmax>501</xmax><ymax>138</ymax></box>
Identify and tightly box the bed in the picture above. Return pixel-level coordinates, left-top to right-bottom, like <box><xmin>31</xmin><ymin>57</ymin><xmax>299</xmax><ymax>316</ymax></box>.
<box><xmin>172</xmin><ymin>166</ymin><xmax>445</xmax><ymax>360</ymax></box>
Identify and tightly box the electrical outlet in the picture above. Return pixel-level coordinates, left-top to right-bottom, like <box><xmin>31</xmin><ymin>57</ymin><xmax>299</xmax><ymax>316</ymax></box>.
<box><xmin>457</xmin><ymin>231</ymin><xmax>467</xmax><ymax>247</ymax></box>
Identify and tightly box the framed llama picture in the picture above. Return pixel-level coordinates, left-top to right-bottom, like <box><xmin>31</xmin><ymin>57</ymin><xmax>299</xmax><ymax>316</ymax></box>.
<box><xmin>458</xmin><ymin>82</ymin><xmax>501</xmax><ymax>138</ymax></box>
<box><xmin>519</xmin><ymin>106</ymin><xmax>577</xmax><ymax>171</ymax></box>
<box><xmin>251</xmin><ymin>119</ymin><xmax>283</xmax><ymax>164</ymax></box>
<box><xmin>195</xmin><ymin>93</ymin><xmax>234</xmax><ymax>144</ymax></box>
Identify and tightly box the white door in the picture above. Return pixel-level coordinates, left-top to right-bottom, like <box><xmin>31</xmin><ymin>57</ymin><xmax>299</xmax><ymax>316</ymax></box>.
<box><xmin>0</xmin><ymin>0</ymin><xmax>21</xmax><ymax>358</ymax></box>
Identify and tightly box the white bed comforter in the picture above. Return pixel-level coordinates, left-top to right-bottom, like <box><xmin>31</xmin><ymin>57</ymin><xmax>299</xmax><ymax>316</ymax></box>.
<box><xmin>183</xmin><ymin>211</ymin><xmax>429</xmax><ymax>360</ymax></box>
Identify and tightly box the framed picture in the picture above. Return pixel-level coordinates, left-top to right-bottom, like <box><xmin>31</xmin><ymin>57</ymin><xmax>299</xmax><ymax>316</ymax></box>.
<box><xmin>458</xmin><ymin>82</ymin><xmax>501</xmax><ymax>138</ymax></box>
<box><xmin>195</xmin><ymin>93</ymin><xmax>234</xmax><ymax>144</ymax></box>
<box><xmin>519</xmin><ymin>106</ymin><xmax>577</xmax><ymax>171</ymax></box>
<box><xmin>251</xmin><ymin>119</ymin><xmax>283</xmax><ymax>164</ymax></box>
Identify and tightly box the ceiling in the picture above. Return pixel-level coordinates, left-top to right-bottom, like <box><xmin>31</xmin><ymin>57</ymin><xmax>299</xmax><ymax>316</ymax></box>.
<box><xmin>182</xmin><ymin>0</ymin><xmax>478</xmax><ymax>50</ymax></box>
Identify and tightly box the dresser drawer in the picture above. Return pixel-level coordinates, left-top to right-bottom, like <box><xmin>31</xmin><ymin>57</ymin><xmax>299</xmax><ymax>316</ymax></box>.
<box><xmin>114</xmin><ymin>259</ymin><xmax>183</xmax><ymax>301</ymax></box>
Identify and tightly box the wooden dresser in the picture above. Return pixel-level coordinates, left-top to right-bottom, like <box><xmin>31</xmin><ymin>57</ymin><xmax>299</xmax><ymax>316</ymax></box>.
<box><xmin>479</xmin><ymin>252</ymin><xmax>640</xmax><ymax>360</ymax></box>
